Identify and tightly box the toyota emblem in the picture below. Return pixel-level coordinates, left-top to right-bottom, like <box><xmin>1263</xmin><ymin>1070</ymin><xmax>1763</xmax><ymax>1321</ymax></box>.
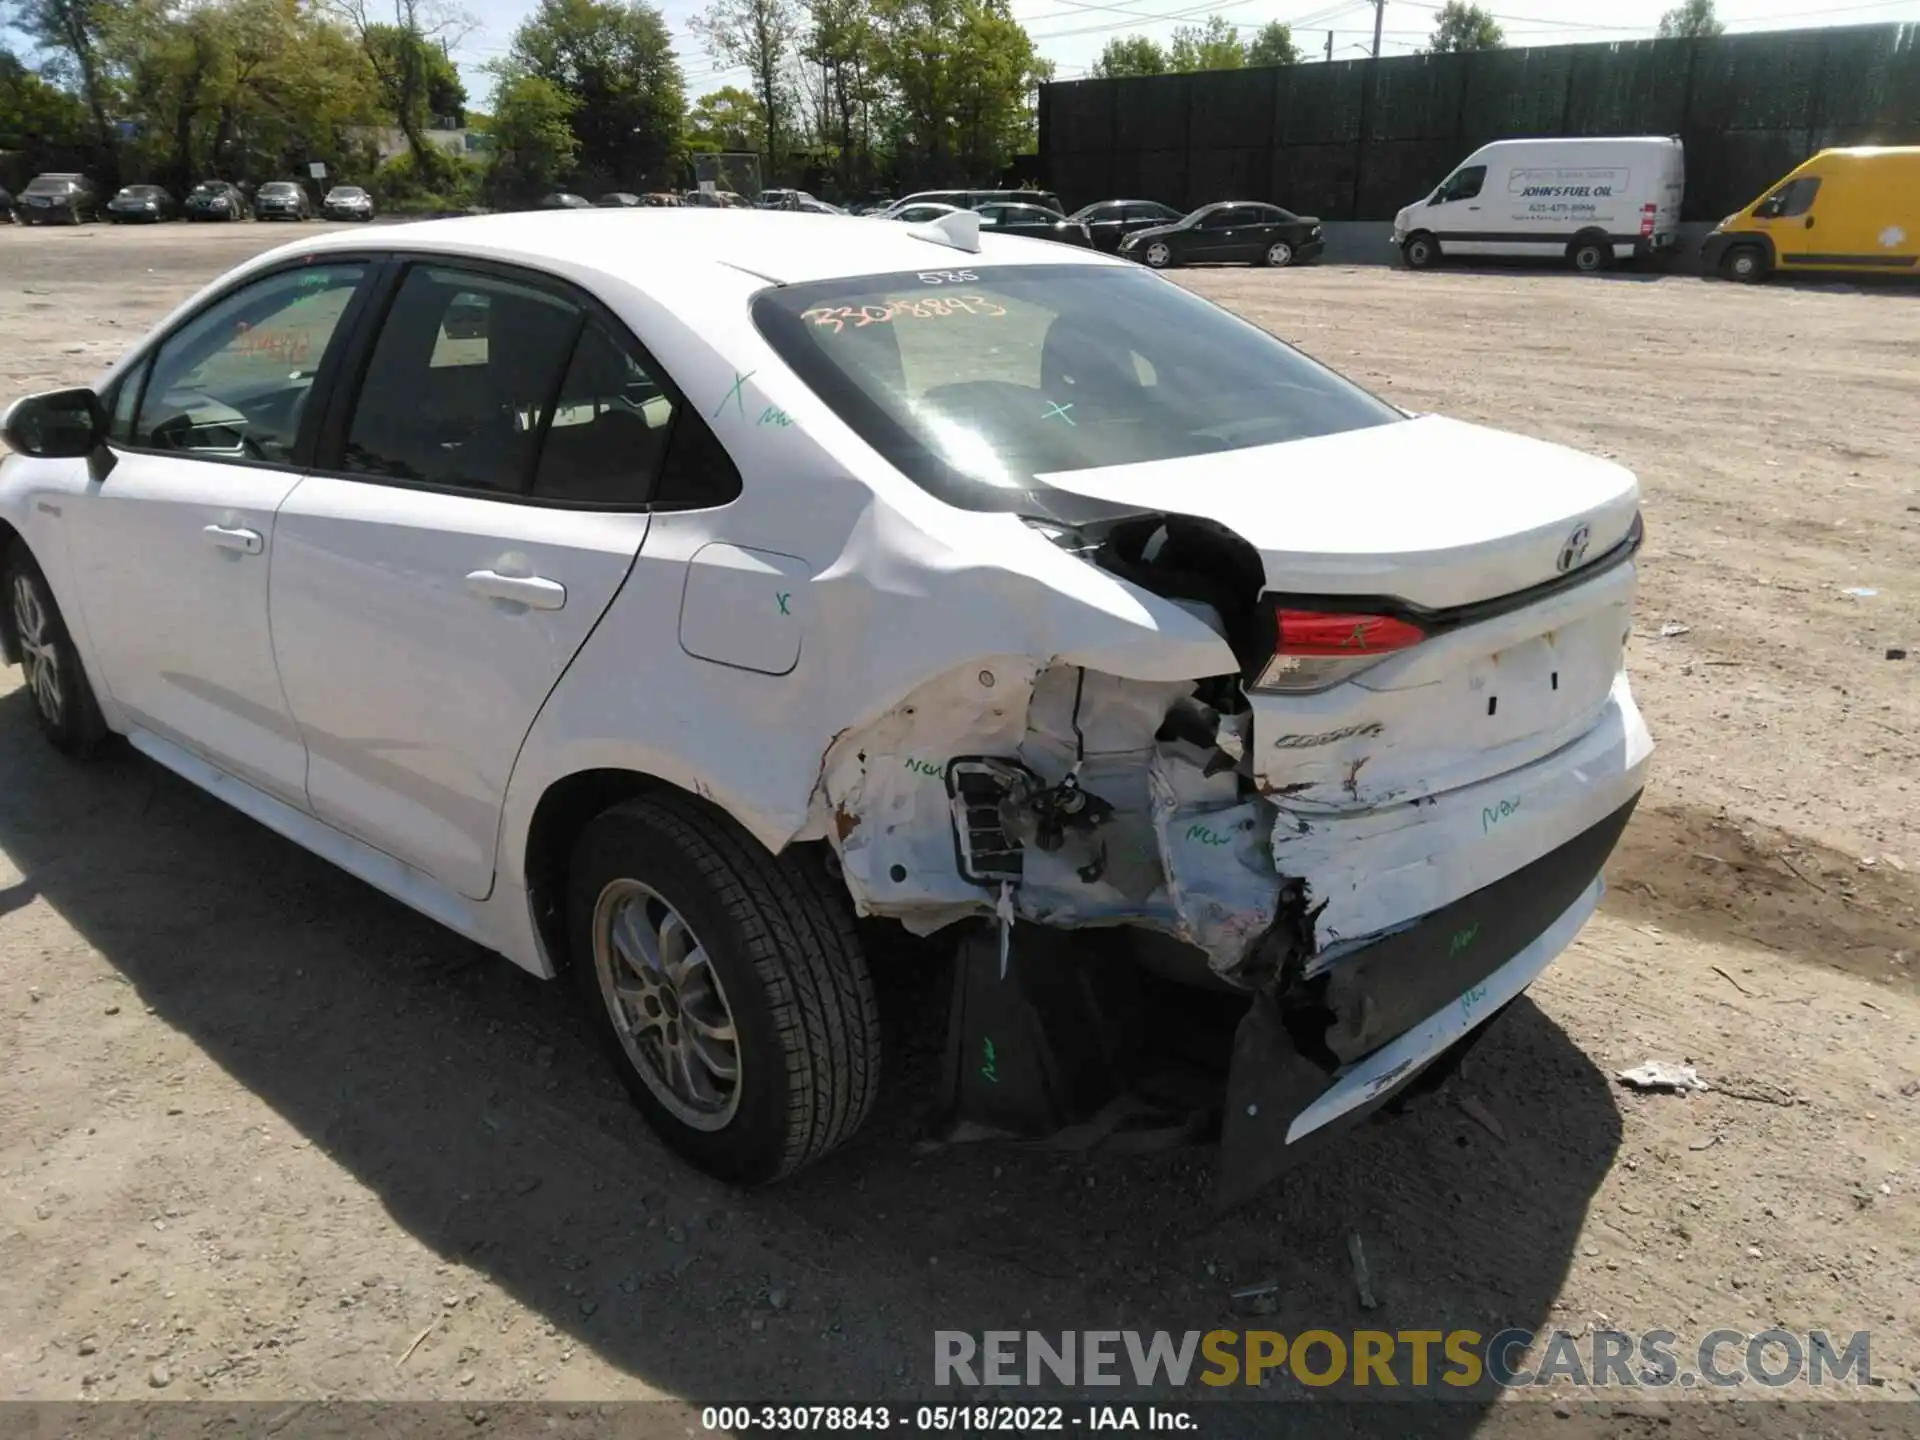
<box><xmin>1557</xmin><ymin>522</ymin><xmax>1592</xmax><ymax>574</ymax></box>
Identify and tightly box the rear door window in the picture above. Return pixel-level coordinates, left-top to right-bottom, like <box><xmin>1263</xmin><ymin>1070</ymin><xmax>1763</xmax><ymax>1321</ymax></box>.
<box><xmin>339</xmin><ymin>266</ymin><xmax>582</xmax><ymax>494</ymax></box>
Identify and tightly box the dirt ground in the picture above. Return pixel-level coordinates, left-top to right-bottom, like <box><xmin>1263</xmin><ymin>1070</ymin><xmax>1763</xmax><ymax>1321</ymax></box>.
<box><xmin>0</xmin><ymin>223</ymin><xmax>1916</xmax><ymax>1423</ymax></box>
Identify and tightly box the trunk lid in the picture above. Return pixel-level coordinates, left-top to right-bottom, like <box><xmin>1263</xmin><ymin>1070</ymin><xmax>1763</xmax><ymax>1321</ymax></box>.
<box><xmin>1039</xmin><ymin>414</ymin><xmax>1643</xmax><ymax>810</ymax></box>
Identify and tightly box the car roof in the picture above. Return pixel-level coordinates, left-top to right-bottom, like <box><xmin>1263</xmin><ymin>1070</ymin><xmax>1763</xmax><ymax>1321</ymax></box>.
<box><xmin>277</xmin><ymin>209</ymin><xmax>1130</xmax><ymax>288</ymax></box>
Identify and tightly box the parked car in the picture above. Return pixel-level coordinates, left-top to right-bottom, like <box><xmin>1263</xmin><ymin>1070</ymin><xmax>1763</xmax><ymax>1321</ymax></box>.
<box><xmin>882</xmin><ymin>188</ymin><xmax>1064</xmax><ymax>217</ymax></box>
<box><xmin>1701</xmin><ymin>145</ymin><xmax>1919</xmax><ymax>283</ymax></box>
<box><xmin>886</xmin><ymin>201</ymin><xmax>963</xmax><ymax>224</ymax></box>
<box><xmin>1120</xmin><ymin>202</ymin><xmax>1324</xmax><ymax>269</ymax></box>
<box><xmin>107</xmin><ymin>183</ymin><xmax>176</xmax><ymax>223</ymax></box>
<box><xmin>597</xmin><ymin>192</ymin><xmax>643</xmax><ymax>208</ymax></box>
<box><xmin>322</xmin><ymin>185</ymin><xmax>375</xmax><ymax>222</ymax></box>
<box><xmin>1393</xmin><ymin>136</ymin><xmax>1685</xmax><ymax>273</ymax></box>
<box><xmin>253</xmin><ymin>180</ymin><xmax>312</xmax><ymax>221</ymax></box>
<box><xmin>682</xmin><ymin>189</ymin><xmax>748</xmax><ymax>208</ymax></box>
<box><xmin>976</xmin><ymin>201</ymin><xmax>1092</xmax><ymax>247</ymax></box>
<box><xmin>797</xmin><ymin>199</ymin><xmax>847</xmax><ymax>215</ymax></box>
<box><xmin>0</xmin><ymin>186</ymin><xmax>13</xmax><ymax>223</ymax></box>
<box><xmin>755</xmin><ymin>188</ymin><xmax>818</xmax><ymax>210</ymax></box>
<box><xmin>183</xmin><ymin>180</ymin><xmax>249</xmax><ymax>222</ymax></box>
<box><xmin>1069</xmin><ymin>198</ymin><xmax>1185</xmax><ymax>254</ymax></box>
<box><xmin>539</xmin><ymin>192</ymin><xmax>595</xmax><ymax>210</ymax></box>
<box><xmin>14</xmin><ymin>173</ymin><xmax>101</xmax><ymax>225</ymax></box>
<box><xmin>0</xmin><ymin>210</ymin><xmax>1650</xmax><ymax>1194</ymax></box>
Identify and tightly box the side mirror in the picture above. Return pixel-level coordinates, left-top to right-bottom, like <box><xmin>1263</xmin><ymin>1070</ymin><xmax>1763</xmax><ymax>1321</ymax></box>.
<box><xmin>1</xmin><ymin>387</ymin><xmax>107</xmax><ymax>459</ymax></box>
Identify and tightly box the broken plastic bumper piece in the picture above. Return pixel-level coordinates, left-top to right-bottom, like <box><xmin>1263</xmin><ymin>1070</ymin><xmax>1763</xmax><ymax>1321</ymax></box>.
<box><xmin>1216</xmin><ymin>792</ymin><xmax>1639</xmax><ymax>1209</ymax></box>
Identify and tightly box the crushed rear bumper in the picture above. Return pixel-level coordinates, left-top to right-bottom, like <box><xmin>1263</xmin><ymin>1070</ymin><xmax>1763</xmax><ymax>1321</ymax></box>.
<box><xmin>1216</xmin><ymin>791</ymin><xmax>1637</xmax><ymax>1207</ymax></box>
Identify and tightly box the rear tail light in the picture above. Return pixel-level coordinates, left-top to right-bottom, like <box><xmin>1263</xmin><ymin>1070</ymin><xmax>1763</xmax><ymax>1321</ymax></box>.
<box><xmin>1639</xmin><ymin>203</ymin><xmax>1657</xmax><ymax>238</ymax></box>
<box><xmin>1253</xmin><ymin>609</ymin><xmax>1427</xmax><ymax>694</ymax></box>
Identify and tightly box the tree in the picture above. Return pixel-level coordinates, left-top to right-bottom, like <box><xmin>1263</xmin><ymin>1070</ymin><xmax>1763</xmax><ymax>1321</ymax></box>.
<box><xmin>0</xmin><ymin>46</ymin><xmax>91</xmax><ymax>154</ymax></box>
<box><xmin>1168</xmin><ymin>15</ymin><xmax>1243</xmax><ymax>73</ymax></box>
<box><xmin>4</xmin><ymin>0</ymin><xmax>132</xmax><ymax>177</ymax></box>
<box><xmin>867</xmin><ymin>0</ymin><xmax>1045</xmax><ymax>186</ymax></box>
<box><xmin>485</xmin><ymin>66</ymin><xmax>576</xmax><ymax>201</ymax></box>
<box><xmin>506</xmin><ymin>0</ymin><xmax>683</xmax><ymax>190</ymax></box>
<box><xmin>1658</xmin><ymin>0</ymin><xmax>1724</xmax><ymax>39</ymax></box>
<box><xmin>1091</xmin><ymin>34</ymin><xmax>1166</xmax><ymax>79</ymax></box>
<box><xmin>801</xmin><ymin>0</ymin><xmax>877</xmax><ymax>190</ymax></box>
<box><xmin>1244</xmin><ymin>19</ymin><xmax>1298</xmax><ymax>67</ymax></box>
<box><xmin>1426</xmin><ymin>1</ymin><xmax>1503</xmax><ymax>53</ymax></box>
<box><xmin>685</xmin><ymin>84</ymin><xmax>765</xmax><ymax>153</ymax></box>
<box><xmin>331</xmin><ymin>0</ymin><xmax>470</xmax><ymax>182</ymax></box>
<box><xmin>691</xmin><ymin>0</ymin><xmax>798</xmax><ymax>169</ymax></box>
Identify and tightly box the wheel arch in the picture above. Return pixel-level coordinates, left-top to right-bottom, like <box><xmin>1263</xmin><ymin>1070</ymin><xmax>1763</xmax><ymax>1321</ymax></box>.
<box><xmin>516</xmin><ymin>765</ymin><xmax>835</xmax><ymax>981</ymax></box>
<box><xmin>1724</xmin><ymin>232</ymin><xmax>1776</xmax><ymax>269</ymax></box>
<box><xmin>0</xmin><ymin>517</ymin><xmax>22</xmax><ymax>663</ymax></box>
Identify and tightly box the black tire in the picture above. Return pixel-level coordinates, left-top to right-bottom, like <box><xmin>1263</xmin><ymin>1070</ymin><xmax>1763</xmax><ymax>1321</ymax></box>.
<box><xmin>1141</xmin><ymin>239</ymin><xmax>1174</xmax><ymax>269</ymax></box>
<box><xmin>1723</xmin><ymin>245</ymin><xmax>1768</xmax><ymax>284</ymax></box>
<box><xmin>1261</xmin><ymin>239</ymin><xmax>1295</xmax><ymax>268</ymax></box>
<box><xmin>1571</xmin><ymin>236</ymin><xmax>1612</xmax><ymax>273</ymax></box>
<box><xmin>1402</xmin><ymin>232</ymin><xmax>1440</xmax><ymax>269</ymax></box>
<box><xmin>4</xmin><ymin>541</ymin><xmax>108</xmax><ymax>758</ymax></box>
<box><xmin>567</xmin><ymin>791</ymin><xmax>880</xmax><ymax>1184</ymax></box>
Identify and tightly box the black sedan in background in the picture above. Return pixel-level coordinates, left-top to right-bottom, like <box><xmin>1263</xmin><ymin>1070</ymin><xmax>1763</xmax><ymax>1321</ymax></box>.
<box><xmin>107</xmin><ymin>183</ymin><xmax>176</xmax><ymax>222</ymax></box>
<box><xmin>1069</xmin><ymin>198</ymin><xmax>1184</xmax><ymax>253</ymax></box>
<box><xmin>597</xmin><ymin>192</ymin><xmax>643</xmax><ymax>207</ymax></box>
<box><xmin>15</xmin><ymin>173</ymin><xmax>101</xmax><ymax>224</ymax></box>
<box><xmin>976</xmin><ymin>202</ymin><xmax>1092</xmax><ymax>247</ymax></box>
<box><xmin>253</xmin><ymin>180</ymin><xmax>312</xmax><ymax>220</ymax></box>
<box><xmin>539</xmin><ymin>192</ymin><xmax>595</xmax><ymax>210</ymax></box>
<box><xmin>184</xmin><ymin>179</ymin><xmax>249</xmax><ymax>221</ymax></box>
<box><xmin>1119</xmin><ymin>201</ymin><xmax>1324</xmax><ymax>269</ymax></box>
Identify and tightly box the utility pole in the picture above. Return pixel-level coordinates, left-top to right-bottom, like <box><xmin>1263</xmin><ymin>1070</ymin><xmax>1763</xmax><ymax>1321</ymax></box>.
<box><xmin>1325</xmin><ymin>29</ymin><xmax>1333</xmax><ymax>61</ymax></box>
<box><xmin>1370</xmin><ymin>0</ymin><xmax>1385</xmax><ymax>59</ymax></box>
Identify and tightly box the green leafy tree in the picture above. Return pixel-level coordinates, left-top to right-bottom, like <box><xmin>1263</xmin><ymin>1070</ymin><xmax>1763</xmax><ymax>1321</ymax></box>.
<box><xmin>691</xmin><ymin>0</ymin><xmax>798</xmax><ymax>170</ymax></box>
<box><xmin>868</xmin><ymin>0</ymin><xmax>1045</xmax><ymax>186</ymax></box>
<box><xmin>685</xmin><ymin>84</ymin><xmax>765</xmax><ymax>153</ymax></box>
<box><xmin>330</xmin><ymin>0</ymin><xmax>469</xmax><ymax>182</ymax></box>
<box><xmin>1091</xmin><ymin>34</ymin><xmax>1167</xmax><ymax>79</ymax></box>
<box><xmin>1168</xmin><ymin>15</ymin><xmax>1243</xmax><ymax>73</ymax></box>
<box><xmin>484</xmin><ymin>66</ymin><xmax>577</xmax><ymax>201</ymax></box>
<box><xmin>506</xmin><ymin>0</ymin><xmax>682</xmax><ymax>189</ymax></box>
<box><xmin>0</xmin><ymin>46</ymin><xmax>92</xmax><ymax>153</ymax></box>
<box><xmin>4</xmin><ymin>0</ymin><xmax>134</xmax><ymax>176</ymax></box>
<box><xmin>1244</xmin><ymin>19</ymin><xmax>1298</xmax><ymax>67</ymax></box>
<box><xmin>1658</xmin><ymin>0</ymin><xmax>1724</xmax><ymax>39</ymax></box>
<box><xmin>800</xmin><ymin>0</ymin><xmax>877</xmax><ymax>190</ymax></box>
<box><xmin>1426</xmin><ymin>1</ymin><xmax>1503</xmax><ymax>53</ymax></box>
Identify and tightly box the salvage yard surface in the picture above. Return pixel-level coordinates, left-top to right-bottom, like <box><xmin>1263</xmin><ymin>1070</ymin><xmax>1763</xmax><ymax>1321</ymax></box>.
<box><xmin>0</xmin><ymin>223</ymin><xmax>1916</xmax><ymax>1417</ymax></box>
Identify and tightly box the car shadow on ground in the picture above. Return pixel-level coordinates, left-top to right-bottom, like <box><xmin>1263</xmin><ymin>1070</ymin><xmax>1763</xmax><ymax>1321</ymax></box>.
<box><xmin>0</xmin><ymin>684</ymin><xmax>1621</xmax><ymax>1419</ymax></box>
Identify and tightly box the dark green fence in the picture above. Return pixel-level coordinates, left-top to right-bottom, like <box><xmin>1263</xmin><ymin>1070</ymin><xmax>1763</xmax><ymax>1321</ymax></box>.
<box><xmin>1038</xmin><ymin>23</ymin><xmax>1920</xmax><ymax>222</ymax></box>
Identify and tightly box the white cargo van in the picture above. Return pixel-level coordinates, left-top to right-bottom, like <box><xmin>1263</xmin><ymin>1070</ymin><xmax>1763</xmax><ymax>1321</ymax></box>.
<box><xmin>1393</xmin><ymin>136</ymin><xmax>1685</xmax><ymax>272</ymax></box>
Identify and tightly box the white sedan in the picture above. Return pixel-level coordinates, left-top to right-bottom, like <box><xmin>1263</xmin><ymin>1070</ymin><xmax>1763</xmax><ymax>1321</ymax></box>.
<box><xmin>0</xmin><ymin>209</ymin><xmax>1651</xmax><ymax>1192</ymax></box>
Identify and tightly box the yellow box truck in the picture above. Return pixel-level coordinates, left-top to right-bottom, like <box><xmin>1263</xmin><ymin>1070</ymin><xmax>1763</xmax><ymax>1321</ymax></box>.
<box><xmin>1702</xmin><ymin>147</ymin><xmax>1920</xmax><ymax>282</ymax></box>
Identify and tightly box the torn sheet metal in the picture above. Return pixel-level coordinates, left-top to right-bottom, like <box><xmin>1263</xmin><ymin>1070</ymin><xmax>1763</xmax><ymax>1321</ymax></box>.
<box><xmin>819</xmin><ymin>658</ymin><xmax>1286</xmax><ymax>972</ymax></box>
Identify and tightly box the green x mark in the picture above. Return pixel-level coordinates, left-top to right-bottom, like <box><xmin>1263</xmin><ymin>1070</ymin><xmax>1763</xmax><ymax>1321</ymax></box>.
<box><xmin>775</xmin><ymin>591</ymin><xmax>791</xmax><ymax>616</ymax></box>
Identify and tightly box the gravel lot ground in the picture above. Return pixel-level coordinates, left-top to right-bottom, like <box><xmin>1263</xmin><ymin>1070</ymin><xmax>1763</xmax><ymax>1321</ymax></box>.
<box><xmin>0</xmin><ymin>223</ymin><xmax>1916</xmax><ymax>1426</ymax></box>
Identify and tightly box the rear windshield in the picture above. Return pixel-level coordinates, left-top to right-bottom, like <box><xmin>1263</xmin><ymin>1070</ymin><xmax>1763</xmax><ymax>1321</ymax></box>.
<box><xmin>754</xmin><ymin>265</ymin><xmax>1401</xmax><ymax>513</ymax></box>
<box><xmin>330</xmin><ymin>187</ymin><xmax>367</xmax><ymax>198</ymax></box>
<box><xmin>192</xmin><ymin>183</ymin><xmax>224</xmax><ymax>195</ymax></box>
<box><xmin>24</xmin><ymin>177</ymin><xmax>77</xmax><ymax>195</ymax></box>
<box><xmin>260</xmin><ymin>182</ymin><xmax>298</xmax><ymax>195</ymax></box>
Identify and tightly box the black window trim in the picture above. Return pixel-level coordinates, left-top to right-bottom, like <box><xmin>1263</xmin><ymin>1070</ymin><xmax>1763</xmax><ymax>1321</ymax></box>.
<box><xmin>100</xmin><ymin>252</ymin><xmax>386</xmax><ymax>477</ymax></box>
<box><xmin>310</xmin><ymin>250</ymin><xmax>736</xmax><ymax>514</ymax></box>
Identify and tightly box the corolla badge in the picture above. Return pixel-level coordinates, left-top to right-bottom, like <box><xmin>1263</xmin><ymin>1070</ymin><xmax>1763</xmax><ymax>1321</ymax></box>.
<box><xmin>1557</xmin><ymin>522</ymin><xmax>1592</xmax><ymax>574</ymax></box>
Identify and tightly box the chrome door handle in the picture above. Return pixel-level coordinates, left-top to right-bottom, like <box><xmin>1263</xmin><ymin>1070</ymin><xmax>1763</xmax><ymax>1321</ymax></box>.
<box><xmin>204</xmin><ymin>523</ymin><xmax>263</xmax><ymax>554</ymax></box>
<box><xmin>466</xmin><ymin>569</ymin><xmax>566</xmax><ymax>610</ymax></box>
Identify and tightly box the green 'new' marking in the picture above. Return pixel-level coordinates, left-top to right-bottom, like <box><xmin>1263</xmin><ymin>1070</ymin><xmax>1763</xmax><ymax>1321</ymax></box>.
<box><xmin>1185</xmin><ymin>822</ymin><xmax>1234</xmax><ymax>847</ymax></box>
<box><xmin>979</xmin><ymin>1037</ymin><xmax>999</xmax><ymax>1083</ymax></box>
<box><xmin>903</xmin><ymin>757</ymin><xmax>942</xmax><ymax>777</ymax></box>
<box><xmin>1448</xmin><ymin>923</ymin><xmax>1480</xmax><ymax>957</ymax></box>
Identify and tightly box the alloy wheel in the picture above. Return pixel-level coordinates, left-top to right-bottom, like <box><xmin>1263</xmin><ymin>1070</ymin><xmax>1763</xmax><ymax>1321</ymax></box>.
<box><xmin>1145</xmin><ymin>241</ymin><xmax>1171</xmax><ymax>268</ymax></box>
<box><xmin>592</xmin><ymin>879</ymin><xmax>741</xmax><ymax>1130</ymax></box>
<box><xmin>1268</xmin><ymin>241</ymin><xmax>1294</xmax><ymax>267</ymax></box>
<box><xmin>12</xmin><ymin>573</ymin><xmax>64</xmax><ymax>728</ymax></box>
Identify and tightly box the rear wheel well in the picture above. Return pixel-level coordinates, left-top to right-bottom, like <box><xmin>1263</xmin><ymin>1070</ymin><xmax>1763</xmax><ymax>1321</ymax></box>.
<box><xmin>0</xmin><ymin>519</ymin><xmax>23</xmax><ymax>664</ymax></box>
<box><xmin>524</xmin><ymin>769</ymin><xmax>662</xmax><ymax>975</ymax></box>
